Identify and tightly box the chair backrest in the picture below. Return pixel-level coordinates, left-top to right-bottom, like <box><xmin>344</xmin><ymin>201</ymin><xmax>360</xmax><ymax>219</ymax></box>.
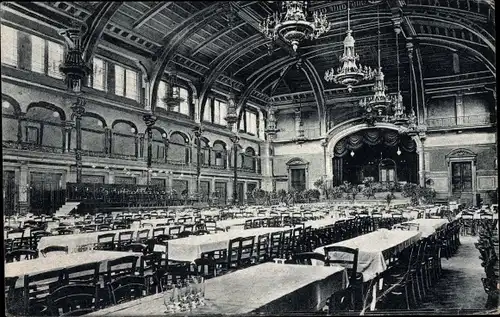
<box><xmin>227</xmin><ymin>237</ymin><xmax>242</xmax><ymax>268</ymax></box>
<box><xmin>239</xmin><ymin>236</ymin><xmax>255</xmax><ymax>265</ymax></box>
<box><xmin>124</xmin><ymin>243</ymin><xmax>148</xmax><ymax>254</ymax></box>
<box><xmin>178</xmin><ymin>231</ymin><xmax>192</xmax><ymax>238</ymax></box>
<box><xmin>63</xmin><ymin>262</ymin><xmax>100</xmax><ymax>285</ymax></box>
<box><xmin>152</xmin><ymin>227</ymin><xmax>166</xmax><ymax>237</ymax></box>
<box><xmin>97</xmin><ymin>233</ymin><xmax>116</xmax><ymax>244</ymax></box>
<box><xmin>40</xmin><ymin>245</ymin><xmax>69</xmax><ymax>257</ymax></box>
<box><xmin>24</xmin><ymin>269</ymin><xmax>66</xmax><ymax>315</ymax></box>
<box><xmin>323</xmin><ymin>246</ymin><xmax>359</xmax><ymax>284</ymax></box>
<box><xmin>109</xmin><ymin>275</ymin><xmax>147</xmax><ymax>305</ymax></box>
<box><xmin>205</xmin><ymin>220</ymin><xmax>216</xmax><ymax>232</ymax></box>
<box><xmin>252</xmin><ymin>219</ymin><xmax>263</xmax><ymax>228</ymax></box>
<box><xmin>5</xmin><ymin>249</ymin><xmax>38</xmax><ymax>262</ymax></box>
<box><xmin>256</xmin><ymin>233</ymin><xmax>270</xmax><ymax>263</ymax></box>
<box><xmin>183</xmin><ymin>224</ymin><xmax>194</xmax><ymax>232</ymax></box>
<box><xmin>118</xmin><ymin>231</ymin><xmax>134</xmax><ymax>242</ymax></box>
<box><xmin>104</xmin><ymin>255</ymin><xmax>139</xmax><ymax>283</ymax></box>
<box><xmin>168</xmin><ymin>226</ymin><xmax>181</xmax><ymax>236</ymax></box>
<box><xmin>289</xmin><ymin>252</ymin><xmax>325</xmax><ymax>265</ymax></box>
<box><xmin>244</xmin><ymin>219</ymin><xmax>253</xmax><ymax>229</ymax></box>
<box><xmin>136</xmin><ymin>229</ymin><xmax>150</xmax><ymax>242</ymax></box>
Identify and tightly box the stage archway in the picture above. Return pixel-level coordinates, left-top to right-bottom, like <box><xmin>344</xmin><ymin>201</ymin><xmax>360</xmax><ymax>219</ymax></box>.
<box><xmin>325</xmin><ymin>122</ymin><xmax>425</xmax><ymax>186</ymax></box>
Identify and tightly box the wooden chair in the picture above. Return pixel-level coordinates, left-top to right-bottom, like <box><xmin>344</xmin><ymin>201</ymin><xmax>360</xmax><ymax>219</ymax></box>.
<box><xmin>97</xmin><ymin>224</ymin><xmax>112</xmax><ymax>231</ymax></box>
<box><xmin>287</xmin><ymin>252</ymin><xmax>325</xmax><ymax>265</ymax></box>
<box><xmin>244</xmin><ymin>219</ymin><xmax>253</xmax><ymax>229</ymax></box>
<box><xmin>108</xmin><ymin>275</ymin><xmax>147</xmax><ymax>305</ymax></box>
<box><xmin>116</xmin><ymin>231</ymin><xmax>134</xmax><ymax>250</ymax></box>
<box><xmin>94</xmin><ymin>233</ymin><xmax>116</xmax><ymax>251</ymax></box>
<box><xmin>255</xmin><ymin>233</ymin><xmax>270</xmax><ymax>263</ymax></box>
<box><xmin>239</xmin><ymin>236</ymin><xmax>255</xmax><ymax>267</ymax></box>
<box><xmin>5</xmin><ymin>276</ymin><xmax>21</xmax><ymax>315</ymax></box>
<box><xmin>193</xmin><ymin>255</ymin><xmax>217</xmax><ymax>279</ymax></box>
<box><xmin>5</xmin><ymin>249</ymin><xmax>38</xmax><ymax>262</ymax></box>
<box><xmin>168</xmin><ymin>226</ymin><xmax>181</xmax><ymax>238</ymax></box>
<box><xmin>103</xmin><ymin>255</ymin><xmax>140</xmax><ymax>284</ymax></box>
<box><xmin>63</xmin><ymin>262</ymin><xmax>100</xmax><ymax>285</ymax></box>
<box><xmin>136</xmin><ymin>229</ymin><xmax>150</xmax><ymax>243</ymax></box>
<box><xmin>183</xmin><ymin>224</ymin><xmax>194</xmax><ymax>232</ymax></box>
<box><xmin>40</xmin><ymin>245</ymin><xmax>69</xmax><ymax>257</ymax></box>
<box><xmin>205</xmin><ymin>220</ymin><xmax>216</xmax><ymax>233</ymax></box>
<box><xmin>152</xmin><ymin>227</ymin><xmax>166</xmax><ymax>238</ymax></box>
<box><xmin>269</xmin><ymin>231</ymin><xmax>283</xmax><ymax>259</ymax></box>
<box><xmin>123</xmin><ymin>243</ymin><xmax>148</xmax><ymax>254</ymax></box>
<box><xmin>324</xmin><ymin>246</ymin><xmax>363</xmax><ymax>310</ymax></box>
<box><xmin>47</xmin><ymin>284</ymin><xmax>97</xmax><ymax>316</ymax></box>
<box><xmin>178</xmin><ymin>231</ymin><xmax>192</xmax><ymax>238</ymax></box>
<box><xmin>23</xmin><ymin>270</ymin><xmax>66</xmax><ymax>316</ymax></box>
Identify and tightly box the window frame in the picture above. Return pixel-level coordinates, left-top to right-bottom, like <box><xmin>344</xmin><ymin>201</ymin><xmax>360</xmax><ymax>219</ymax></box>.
<box><xmin>114</xmin><ymin>63</ymin><xmax>139</xmax><ymax>101</ymax></box>
<box><xmin>90</xmin><ymin>57</ymin><xmax>107</xmax><ymax>91</ymax></box>
<box><xmin>47</xmin><ymin>40</ymin><xmax>65</xmax><ymax>79</ymax></box>
<box><xmin>1</xmin><ymin>24</ymin><xmax>19</xmax><ymax>67</ymax></box>
<box><xmin>243</xmin><ymin>108</ymin><xmax>258</xmax><ymax>136</ymax></box>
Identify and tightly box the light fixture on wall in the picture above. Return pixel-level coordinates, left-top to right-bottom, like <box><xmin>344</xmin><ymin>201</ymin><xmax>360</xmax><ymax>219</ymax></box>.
<box><xmin>97</xmin><ymin>121</ymin><xmax>103</xmax><ymax>127</ymax></box>
<box><xmin>350</xmin><ymin>150</ymin><xmax>355</xmax><ymax>157</ymax></box>
<box><xmin>52</xmin><ymin>111</ymin><xmax>60</xmax><ymax>118</ymax></box>
<box><xmin>324</xmin><ymin>0</ymin><xmax>373</xmax><ymax>92</ymax></box>
<box><xmin>162</xmin><ymin>65</ymin><xmax>185</xmax><ymax>111</ymax></box>
<box><xmin>162</xmin><ymin>133</ymin><xmax>167</xmax><ymax>138</ymax></box>
<box><xmin>259</xmin><ymin>1</ymin><xmax>330</xmax><ymax>52</ymax></box>
<box><xmin>130</xmin><ymin>127</ymin><xmax>136</xmax><ymax>133</ymax></box>
<box><xmin>397</xmin><ymin>147</ymin><xmax>402</xmax><ymax>156</ymax></box>
<box><xmin>91</xmin><ymin>164</ymin><xmax>96</xmax><ymax>168</ymax></box>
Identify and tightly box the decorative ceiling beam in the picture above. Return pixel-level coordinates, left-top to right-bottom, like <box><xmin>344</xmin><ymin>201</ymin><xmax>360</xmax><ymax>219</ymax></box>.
<box><xmin>301</xmin><ymin>59</ymin><xmax>325</xmax><ymax>132</ymax></box>
<box><xmin>81</xmin><ymin>2</ymin><xmax>123</xmax><ymax>63</ymax></box>
<box><xmin>149</xmin><ymin>2</ymin><xmax>227</xmax><ymax>111</ymax></box>
<box><xmin>191</xmin><ymin>21</ymin><xmax>246</xmax><ymax>56</ymax></box>
<box><xmin>198</xmin><ymin>34</ymin><xmax>267</xmax><ymax>120</ymax></box>
<box><xmin>132</xmin><ymin>2</ymin><xmax>173</xmax><ymax>29</ymax></box>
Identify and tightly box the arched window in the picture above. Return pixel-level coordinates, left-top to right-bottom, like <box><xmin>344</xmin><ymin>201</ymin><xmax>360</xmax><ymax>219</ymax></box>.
<box><xmin>2</xmin><ymin>97</ymin><xmax>20</xmax><ymax>143</ymax></box>
<box><xmin>230</xmin><ymin>144</ymin><xmax>243</xmax><ymax>169</ymax></box>
<box><xmin>168</xmin><ymin>132</ymin><xmax>189</xmax><ymax>165</ymax></box>
<box><xmin>74</xmin><ymin>114</ymin><xmax>106</xmax><ymax>155</ymax></box>
<box><xmin>243</xmin><ymin>147</ymin><xmax>256</xmax><ymax>172</ymax></box>
<box><xmin>111</xmin><ymin>120</ymin><xmax>138</xmax><ymax>159</ymax></box>
<box><xmin>195</xmin><ymin>137</ymin><xmax>210</xmax><ymax>166</ymax></box>
<box><xmin>23</xmin><ymin>103</ymin><xmax>66</xmax><ymax>152</ymax></box>
<box><xmin>212</xmin><ymin>140</ymin><xmax>227</xmax><ymax>169</ymax></box>
<box><xmin>151</xmin><ymin>127</ymin><xmax>167</xmax><ymax>163</ymax></box>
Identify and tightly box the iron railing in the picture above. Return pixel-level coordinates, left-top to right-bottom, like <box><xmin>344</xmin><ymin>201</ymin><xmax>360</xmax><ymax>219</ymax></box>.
<box><xmin>426</xmin><ymin>114</ymin><xmax>493</xmax><ymax>128</ymax></box>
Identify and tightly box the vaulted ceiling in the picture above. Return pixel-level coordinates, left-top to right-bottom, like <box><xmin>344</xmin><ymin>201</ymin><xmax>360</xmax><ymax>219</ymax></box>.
<box><xmin>2</xmin><ymin>0</ymin><xmax>495</xmax><ymax>112</ymax></box>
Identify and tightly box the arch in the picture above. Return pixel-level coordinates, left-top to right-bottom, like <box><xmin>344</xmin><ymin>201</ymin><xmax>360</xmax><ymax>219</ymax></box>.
<box><xmin>212</xmin><ymin>140</ymin><xmax>227</xmax><ymax>150</ymax></box>
<box><xmin>446</xmin><ymin>148</ymin><xmax>477</xmax><ymax>160</ymax></box>
<box><xmin>111</xmin><ymin>119</ymin><xmax>138</xmax><ymax>134</ymax></box>
<box><xmin>169</xmin><ymin>131</ymin><xmax>190</xmax><ymax>144</ymax></box>
<box><xmin>168</xmin><ymin>131</ymin><xmax>190</xmax><ymax>164</ymax></box>
<box><xmin>1</xmin><ymin>94</ymin><xmax>21</xmax><ymax>116</ymax></box>
<box><xmin>212</xmin><ymin>139</ymin><xmax>227</xmax><ymax>168</ymax></box>
<box><xmin>286</xmin><ymin>157</ymin><xmax>310</xmax><ymax>166</ymax></box>
<box><xmin>81</xmin><ymin>112</ymin><xmax>107</xmax><ymax>128</ymax></box>
<box><xmin>151</xmin><ymin>126</ymin><xmax>168</xmax><ymax>138</ymax></box>
<box><xmin>26</xmin><ymin>102</ymin><xmax>66</xmax><ymax>121</ymax></box>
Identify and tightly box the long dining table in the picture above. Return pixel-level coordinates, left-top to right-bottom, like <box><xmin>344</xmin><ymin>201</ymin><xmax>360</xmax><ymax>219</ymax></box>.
<box><xmin>312</xmin><ymin>229</ymin><xmax>422</xmax><ymax>311</ymax></box>
<box><xmin>87</xmin><ymin>262</ymin><xmax>348</xmax><ymax>315</ymax></box>
<box><xmin>5</xmin><ymin>250</ymin><xmax>142</xmax><ymax>288</ymax></box>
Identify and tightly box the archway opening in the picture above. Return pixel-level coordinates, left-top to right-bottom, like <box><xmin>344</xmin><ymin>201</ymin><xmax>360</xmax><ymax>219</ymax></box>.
<box><xmin>332</xmin><ymin>128</ymin><xmax>418</xmax><ymax>185</ymax></box>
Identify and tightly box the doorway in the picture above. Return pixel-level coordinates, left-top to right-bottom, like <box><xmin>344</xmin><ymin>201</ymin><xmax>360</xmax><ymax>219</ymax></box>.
<box><xmin>30</xmin><ymin>172</ymin><xmax>64</xmax><ymax>215</ymax></box>
<box><xmin>291</xmin><ymin>169</ymin><xmax>306</xmax><ymax>191</ymax></box>
<box><xmin>451</xmin><ymin>161</ymin><xmax>473</xmax><ymax>194</ymax></box>
<box><xmin>3</xmin><ymin>171</ymin><xmax>17</xmax><ymax>216</ymax></box>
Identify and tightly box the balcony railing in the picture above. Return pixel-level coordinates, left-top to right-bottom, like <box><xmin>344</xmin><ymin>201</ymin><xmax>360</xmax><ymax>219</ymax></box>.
<box><xmin>3</xmin><ymin>141</ymin><xmax>64</xmax><ymax>153</ymax></box>
<box><xmin>426</xmin><ymin>114</ymin><xmax>494</xmax><ymax>129</ymax></box>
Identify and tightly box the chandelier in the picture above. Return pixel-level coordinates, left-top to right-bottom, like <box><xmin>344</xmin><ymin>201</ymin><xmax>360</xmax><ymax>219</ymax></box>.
<box><xmin>324</xmin><ymin>1</ymin><xmax>373</xmax><ymax>92</ymax></box>
<box><xmin>162</xmin><ymin>68</ymin><xmax>184</xmax><ymax>111</ymax></box>
<box><xmin>358</xmin><ymin>4</ymin><xmax>394</xmax><ymax>121</ymax></box>
<box><xmin>293</xmin><ymin>102</ymin><xmax>308</xmax><ymax>144</ymax></box>
<box><xmin>264</xmin><ymin>104</ymin><xmax>280</xmax><ymax>140</ymax></box>
<box><xmin>259</xmin><ymin>1</ymin><xmax>330</xmax><ymax>52</ymax></box>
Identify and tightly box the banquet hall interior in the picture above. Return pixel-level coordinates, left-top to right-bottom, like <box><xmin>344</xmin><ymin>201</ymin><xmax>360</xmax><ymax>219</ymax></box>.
<box><xmin>1</xmin><ymin>0</ymin><xmax>498</xmax><ymax>316</ymax></box>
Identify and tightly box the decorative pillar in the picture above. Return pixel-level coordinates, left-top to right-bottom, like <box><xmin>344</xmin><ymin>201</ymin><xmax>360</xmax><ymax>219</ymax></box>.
<box><xmin>135</xmin><ymin>134</ymin><xmax>140</xmax><ymax>159</ymax></box>
<box><xmin>71</xmin><ymin>98</ymin><xmax>86</xmax><ymax>184</ymax></box>
<box><xmin>18</xmin><ymin>162</ymin><xmax>30</xmax><ymax>215</ymax></box>
<box><xmin>417</xmin><ymin>133</ymin><xmax>426</xmax><ymax>187</ymax></box>
<box><xmin>230</xmin><ymin>134</ymin><xmax>240</xmax><ymax>205</ymax></box>
<box><xmin>63</xmin><ymin>121</ymin><xmax>74</xmax><ymax>153</ymax></box>
<box><xmin>406</xmin><ymin>41</ymin><xmax>415</xmax><ymax>121</ymax></box>
<box><xmin>143</xmin><ymin>113</ymin><xmax>157</xmax><ymax>186</ymax></box>
<box><xmin>243</xmin><ymin>182</ymin><xmax>248</xmax><ymax>204</ymax></box>
<box><xmin>104</xmin><ymin>127</ymin><xmax>111</xmax><ymax>156</ymax></box>
<box><xmin>17</xmin><ymin>112</ymin><xmax>25</xmax><ymax>146</ymax></box>
<box><xmin>455</xmin><ymin>92</ymin><xmax>464</xmax><ymax>125</ymax></box>
<box><xmin>59</xmin><ymin>26</ymin><xmax>90</xmax><ymax>184</ymax></box>
<box><xmin>193</xmin><ymin>125</ymin><xmax>203</xmax><ymax>198</ymax></box>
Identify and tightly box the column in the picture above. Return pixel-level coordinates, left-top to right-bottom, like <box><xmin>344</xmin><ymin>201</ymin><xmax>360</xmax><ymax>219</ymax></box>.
<box><xmin>18</xmin><ymin>162</ymin><xmax>29</xmax><ymax>215</ymax></box>
<box><xmin>108</xmin><ymin>170</ymin><xmax>115</xmax><ymax>184</ymax></box>
<box><xmin>71</xmin><ymin>98</ymin><xmax>86</xmax><ymax>184</ymax></box>
<box><xmin>104</xmin><ymin>127</ymin><xmax>111</xmax><ymax>156</ymax></box>
<box><xmin>193</xmin><ymin>126</ymin><xmax>203</xmax><ymax>197</ymax></box>
<box><xmin>63</xmin><ymin>121</ymin><xmax>73</xmax><ymax>153</ymax></box>
<box><xmin>243</xmin><ymin>182</ymin><xmax>248</xmax><ymax>204</ymax></box>
<box><xmin>230</xmin><ymin>134</ymin><xmax>240</xmax><ymax>204</ymax></box>
<box><xmin>143</xmin><ymin>114</ymin><xmax>157</xmax><ymax>187</ymax></box>
<box><xmin>455</xmin><ymin>92</ymin><xmax>464</xmax><ymax>125</ymax></box>
<box><xmin>418</xmin><ymin>135</ymin><xmax>426</xmax><ymax>187</ymax></box>
<box><xmin>260</xmin><ymin>140</ymin><xmax>273</xmax><ymax>192</ymax></box>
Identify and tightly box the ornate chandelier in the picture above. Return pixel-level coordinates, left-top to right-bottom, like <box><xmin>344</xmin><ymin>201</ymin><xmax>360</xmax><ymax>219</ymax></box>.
<box><xmin>259</xmin><ymin>1</ymin><xmax>330</xmax><ymax>52</ymax></box>
<box><xmin>324</xmin><ymin>1</ymin><xmax>373</xmax><ymax>93</ymax></box>
<box><xmin>264</xmin><ymin>104</ymin><xmax>280</xmax><ymax>140</ymax></box>
<box><xmin>162</xmin><ymin>69</ymin><xmax>185</xmax><ymax>111</ymax></box>
<box><xmin>359</xmin><ymin>5</ymin><xmax>394</xmax><ymax>121</ymax></box>
<box><xmin>391</xmin><ymin>20</ymin><xmax>409</xmax><ymax>126</ymax></box>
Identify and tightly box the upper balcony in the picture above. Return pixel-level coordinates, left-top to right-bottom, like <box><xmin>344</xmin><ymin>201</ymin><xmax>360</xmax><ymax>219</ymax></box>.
<box><xmin>426</xmin><ymin>114</ymin><xmax>495</xmax><ymax>131</ymax></box>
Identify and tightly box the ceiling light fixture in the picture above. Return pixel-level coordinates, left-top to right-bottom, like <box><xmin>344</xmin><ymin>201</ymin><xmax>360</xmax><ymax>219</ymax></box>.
<box><xmin>324</xmin><ymin>0</ymin><xmax>374</xmax><ymax>92</ymax></box>
<box><xmin>260</xmin><ymin>1</ymin><xmax>330</xmax><ymax>52</ymax></box>
<box><xmin>162</xmin><ymin>65</ymin><xmax>185</xmax><ymax>111</ymax></box>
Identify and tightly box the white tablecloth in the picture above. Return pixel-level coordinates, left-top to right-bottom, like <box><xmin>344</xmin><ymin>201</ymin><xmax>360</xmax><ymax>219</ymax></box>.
<box><xmin>312</xmin><ymin>229</ymin><xmax>422</xmax><ymax>282</ymax></box>
<box><xmin>168</xmin><ymin>227</ymin><xmax>294</xmax><ymax>262</ymax></box>
<box><xmin>400</xmin><ymin>218</ymin><xmax>449</xmax><ymax>237</ymax></box>
<box><xmin>6</xmin><ymin>250</ymin><xmax>142</xmax><ymax>287</ymax></box>
<box><xmin>89</xmin><ymin>262</ymin><xmax>348</xmax><ymax>315</ymax></box>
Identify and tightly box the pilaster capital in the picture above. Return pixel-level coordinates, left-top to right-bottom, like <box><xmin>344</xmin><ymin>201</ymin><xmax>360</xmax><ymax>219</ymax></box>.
<box><xmin>143</xmin><ymin>113</ymin><xmax>157</xmax><ymax>127</ymax></box>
